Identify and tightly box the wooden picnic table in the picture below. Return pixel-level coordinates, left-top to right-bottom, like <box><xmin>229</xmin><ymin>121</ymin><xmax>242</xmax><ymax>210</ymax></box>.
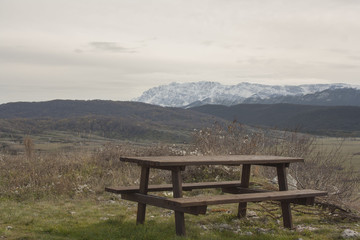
<box><xmin>106</xmin><ymin>155</ymin><xmax>327</xmax><ymax>236</ymax></box>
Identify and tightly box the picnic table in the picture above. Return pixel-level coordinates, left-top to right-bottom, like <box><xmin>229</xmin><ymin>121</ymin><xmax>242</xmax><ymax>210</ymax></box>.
<box><xmin>106</xmin><ymin>155</ymin><xmax>327</xmax><ymax>236</ymax></box>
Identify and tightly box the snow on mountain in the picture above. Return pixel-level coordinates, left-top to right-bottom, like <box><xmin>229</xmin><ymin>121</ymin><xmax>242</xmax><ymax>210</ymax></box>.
<box><xmin>134</xmin><ymin>81</ymin><xmax>359</xmax><ymax>107</ymax></box>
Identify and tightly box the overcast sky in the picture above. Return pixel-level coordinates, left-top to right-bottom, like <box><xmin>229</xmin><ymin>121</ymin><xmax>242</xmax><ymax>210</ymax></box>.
<box><xmin>1</xmin><ymin>0</ymin><xmax>360</xmax><ymax>104</ymax></box>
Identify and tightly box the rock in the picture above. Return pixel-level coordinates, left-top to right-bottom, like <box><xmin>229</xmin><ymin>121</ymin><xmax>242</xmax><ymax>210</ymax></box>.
<box><xmin>296</xmin><ymin>225</ymin><xmax>318</xmax><ymax>232</ymax></box>
<box><xmin>200</xmin><ymin>225</ymin><xmax>208</xmax><ymax>230</ymax></box>
<box><xmin>256</xmin><ymin>228</ymin><xmax>268</xmax><ymax>234</ymax></box>
<box><xmin>271</xmin><ymin>174</ymin><xmax>298</xmax><ymax>190</ymax></box>
<box><xmin>233</xmin><ymin>228</ymin><xmax>241</xmax><ymax>234</ymax></box>
<box><xmin>219</xmin><ymin>223</ymin><xmax>233</xmax><ymax>230</ymax></box>
<box><xmin>163</xmin><ymin>191</ymin><xmax>173</xmax><ymax>197</ymax></box>
<box><xmin>247</xmin><ymin>210</ymin><xmax>258</xmax><ymax>218</ymax></box>
<box><xmin>341</xmin><ymin>229</ymin><xmax>360</xmax><ymax>238</ymax></box>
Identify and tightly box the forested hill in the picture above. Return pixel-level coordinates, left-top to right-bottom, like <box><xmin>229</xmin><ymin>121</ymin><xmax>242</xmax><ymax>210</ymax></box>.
<box><xmin>0</xmin><ymin>100</ymin><xmax>195</xmax><ymax>119</ymax></box>
<box><xmin>0</xmin><ymin>100</ymin><xmax>226</xmax><ymax>142</ymax></box>
<box><xmin>2</xmin><ymin>100</ymin><xmax>360</xmax><ymax>140</ymax></box>
<box><xmin>190</xmin><ymin>103</ymin><xmax>360</xmax><ymax>137</ymax></box>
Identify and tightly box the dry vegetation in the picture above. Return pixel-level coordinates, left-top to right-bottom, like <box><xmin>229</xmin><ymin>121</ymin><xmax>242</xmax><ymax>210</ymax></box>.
<box><xmin>0</xmin><ymin>142</ymin><xmax>181</xmax><ymax>201</ymax></box>
<box><xmin>192</xmin><ymin>122</ymin><xmax>360</xmax><ymax>211</ymax></box>
<box><xmin>1</xmin><ymin>123</ymin><xmax>360</xmax><ymax>239</ymax></box>
<box><xmin>0</xmin><ymin>122</ymin><xmax>359</xmax><ymax>214</ymax></box>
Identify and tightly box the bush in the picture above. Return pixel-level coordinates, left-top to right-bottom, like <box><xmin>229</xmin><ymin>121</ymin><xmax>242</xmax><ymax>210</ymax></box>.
<box><xmin>191</xmin><ymin>122</ymin><xmax>360</xmax><ymax>209</ymax></box>
<box><xmin>0</xmin><ymin>141</ymin><xmax>185</xmax><ymax>201</ymax></box>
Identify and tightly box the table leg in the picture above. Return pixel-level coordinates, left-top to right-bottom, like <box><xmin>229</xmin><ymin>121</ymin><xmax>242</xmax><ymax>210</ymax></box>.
<box><xmin>276</xmin><ymin>163</ymin><xmax>293</xmax><ymax>229</ymax></box>
<box><xmin>172</xmin><ymin>167</ymin><xmax>186</xmax><ymax>236</ymax></box>
<box><xmin>136</xmin><ymin>166</ymin><xmax>150</xmax><ymax>225</ymax></box>
<box><xmin>238</xmin><ymin>164</ymin><xmax>251</xmax><ymax>218</ymax></box>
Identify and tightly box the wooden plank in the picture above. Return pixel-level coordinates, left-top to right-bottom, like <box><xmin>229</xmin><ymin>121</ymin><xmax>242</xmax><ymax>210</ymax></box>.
<box><xmin>291</xmin><ymin>197</ymin><xmax>315</xmax><ymax>206</ymax></box>
<box><xmin>222</xmin><ymin>187</ymin><xmax>269</xmax><ymax>194</ymax></box>
<box><xmin>238</xmin><ymin>164</ymin><xmax>251</xmax><ymax>218</ymax></box>
<box><xmin>223</xmin><ymin>187</ymin><xmax>316</xmax><ymax>206</ymax></box>
<box><xmin>121</xmin><ymin>193</ymin><xmax>207</xmax><ymax>215</ymax></box>
<box><xmin>105</xmin><ymin>180</ymin><xmax>244</xmax><ymax>194</ymax></box>
<box><xmin>150</xmin><ymin>166</ymin><xmax>186</xmax><ymax>171</ymax></box>
<box><xmin>136</xmin><ymin>166</ymin><xmax>149</xmax><ymax>225</ymax></box>
<box><xmin>120</xmin><ymin>155</ymin><xmax>304</xmax><ymax>167</ymax></box>
<box><xmin>171</xmin><ymin>167</ymin><xmax>186</xmax><ymax>236</ymax></box>
<box><xmin>277</xmin><ymin>163</ymin><xmax>293</xmax><ymax>229</ymax></box>
<box><xmin>165</xmin><ymin>189</ymin><xmax>327</xmax><ymax>207</ymax></box>
<box><xmin>256</xmin><ymin>163</ymin><xmax>290</xmax><ymax>167</ymax></box>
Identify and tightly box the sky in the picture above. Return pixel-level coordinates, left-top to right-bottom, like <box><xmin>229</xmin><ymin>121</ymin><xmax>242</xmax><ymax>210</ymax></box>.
<box><xmin>1</xmin><ymin>0</ymin><xmax>360</xmax><ymax>104</ymax></box>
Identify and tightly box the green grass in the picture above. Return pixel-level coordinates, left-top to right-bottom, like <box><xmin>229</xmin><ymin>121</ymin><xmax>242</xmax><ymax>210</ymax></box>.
<box><xmin>1</xmin><ymin>196</ymin><xmax>358</xmax><ymax>240</ymax></box>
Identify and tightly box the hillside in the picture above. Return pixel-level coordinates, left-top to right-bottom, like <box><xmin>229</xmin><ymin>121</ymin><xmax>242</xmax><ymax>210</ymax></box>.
<box><xmin>0</xmin><ymin>100</ymin><xmax>226</xmax><ymax>143</ymax></box>
<box><xmin>190</xmin><ymin>104</ymin><xmax>360</xmax><ymax>137</ymax></box>
<box><xmin>2</xmin><ymin>100</ymin><xmax>360</xmax><ymax>142</ymax></box>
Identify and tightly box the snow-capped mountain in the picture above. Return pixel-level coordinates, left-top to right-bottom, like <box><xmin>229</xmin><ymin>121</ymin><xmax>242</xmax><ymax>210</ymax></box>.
<box><xmin>244</xmin><ymin>88</ymin><xmax>360</xmax><ymax>106</ymax></box>
<box><xmin>134</xmin><ymin>82</ymin><xmax>359</xmax><ymax>107</ymax></box>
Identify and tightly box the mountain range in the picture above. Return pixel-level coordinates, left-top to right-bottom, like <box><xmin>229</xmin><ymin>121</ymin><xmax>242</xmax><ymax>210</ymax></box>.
<box><xmin>134</xmin><ymin>82</ymin><xmax>360</xmax><ymax>107</ymax></box>
<box><xmin>0</xmin><ymin>100</ymin><xmax>360</xmax><ymax>141</ymax></box>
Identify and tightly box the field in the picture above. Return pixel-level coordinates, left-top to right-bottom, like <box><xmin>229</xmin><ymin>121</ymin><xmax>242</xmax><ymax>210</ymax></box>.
<box><xmin>0</xmin><ymin>131</ymin><xmax>359</xmax><ymax>239</ymax></box>
<box><xmin>3</xmin><ymin>131</ymin><xmax>360</xmax><ymax>168</ymax></box>
<box><xmin>1</xmin><ymin>195</ymin><xmax>359</xmax><ymax>240</ymax></box>
<box><xmin>0</xmin><ymin>130</ymin><xmax>125</xmax><ymax>153</ymax></box>
<box><xmin>314</xmin><ymin>137</ymin><xmax>360</xmax><ymax>171</ymax></box>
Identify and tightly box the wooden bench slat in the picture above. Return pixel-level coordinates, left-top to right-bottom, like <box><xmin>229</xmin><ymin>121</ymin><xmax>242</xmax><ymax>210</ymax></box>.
<box><xmin>166</xmin><ymin>189</ymin><xmax>327</xmax><ymax>207</ymax></box>
<box><xmin>222</xmin><ymin>187</ymin><xmax>318</xmax><ymax>206</ymax></box>
<box><xmin>222</xmin><ymin>186</ymin><xmax>270</xmax><ymax>194</ymax></box>
<box><xmin>121</xmin><ymin>193</ymin><xmax>207</xmax><ymax>215</ymax></box>
<box><xmin>120</xmin><ymin>155</ymin><xmax>304</xmax><ymax>167</ymax></box>
<box><xmin>105</xmin><ymin>181</ymin><xmax>243</xmax><ymax>194</ymax></box>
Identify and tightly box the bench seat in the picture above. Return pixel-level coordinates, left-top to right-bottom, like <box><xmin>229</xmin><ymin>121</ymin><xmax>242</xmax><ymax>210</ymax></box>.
<box><xmin>119</xmin><ymin>189</ymin><xmax>327</xmax><ymax>216</ymax></box>
<box><xmin>105</xmin><ymin>181</ymin><xmax>244</xmax><ymax>194</ymax></box>
<box><xmin>166</xmin><ymin>189</ymin><xmax>327</xmax><ymax>207</ymax></box>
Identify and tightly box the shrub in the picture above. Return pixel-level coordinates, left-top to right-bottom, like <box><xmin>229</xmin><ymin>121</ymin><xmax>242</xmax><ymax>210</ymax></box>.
<box><xmin>0</xmin><ymin>141</ymin><xmax>185</xmax><ymax>201</ymax></box>
<box><xmin>191</xmin><ymin>122</ymin><xmax>360</xmax><ymax>209</ymax></box>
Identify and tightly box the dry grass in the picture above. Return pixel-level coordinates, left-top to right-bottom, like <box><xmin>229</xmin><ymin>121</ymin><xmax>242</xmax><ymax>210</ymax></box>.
<box><xmin>0</xmin><ymin>142</ymin><xmax>185</xmax><ymax>201</ymax></box>
<box><xmin>1</xmin><ymin>125</ymin><xmax>359</xmax><ymax>213</ymax></box>
<box><xmin>191</xmin><ymin>122</ymin><xmax>360</xmax><ymax>211</ymax></box>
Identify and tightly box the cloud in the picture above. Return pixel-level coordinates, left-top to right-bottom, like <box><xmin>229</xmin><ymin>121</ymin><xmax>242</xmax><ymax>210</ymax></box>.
<box><xmin>89</xmin><ymin>42</ymin><xmax>136</xmax><ymax>53</ymax></box>
<box><xmin>348</xmin><ymin>55</ymin><xmax>360</xmax><ymax>61</ymax></box>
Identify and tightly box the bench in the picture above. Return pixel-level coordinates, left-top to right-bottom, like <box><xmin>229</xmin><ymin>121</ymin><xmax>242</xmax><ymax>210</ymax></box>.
<box><xmin>105</xmin><ymin>180</ymin><xmax>244</xmax><ymax>194</ymax></box>
<box><xmin>107</xmin><ymin>155</ymin><xmax>327</xmax><ymax>236</ymax></box>
<box><xmin>166</xmin><ymin>189</ymin><xmax>327</xmax><ymax>207</ymax></box>
<box><xmin>107</xmin><ymin>180</ymin><xmax>327</xmax><ymax>214</ymax></box>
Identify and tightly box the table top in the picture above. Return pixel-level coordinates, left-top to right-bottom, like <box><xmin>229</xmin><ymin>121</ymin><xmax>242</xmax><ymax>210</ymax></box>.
<box><xmin>120</xmin><ymin>155</ymin><xmax>304</xmax><ymax>167</ymax></box>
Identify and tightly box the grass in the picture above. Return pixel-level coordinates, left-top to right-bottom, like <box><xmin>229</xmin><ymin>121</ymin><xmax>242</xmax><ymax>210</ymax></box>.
<box><xmin>316</xmin><ymin>137</ymin><xmax>360</xmax><ymax>170</ymax></box>
<box><xmin>0</xmin><ymin>130</ymin><xmax>126</xmax><ymax>153</ymax></box>
<box><xmin>1</xmin><ymin>130</ymin><xmax>359</xmax><ymax>239</ymax></box>
<box><xmin>2</xmin><ymin>130</ymin><xmax>360</xmax><ymax>172</ymax></box>
<box><xmin>1</xmin><ymin>195</ymin><xmax>359</xmax><ymax>240</ymax></box>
